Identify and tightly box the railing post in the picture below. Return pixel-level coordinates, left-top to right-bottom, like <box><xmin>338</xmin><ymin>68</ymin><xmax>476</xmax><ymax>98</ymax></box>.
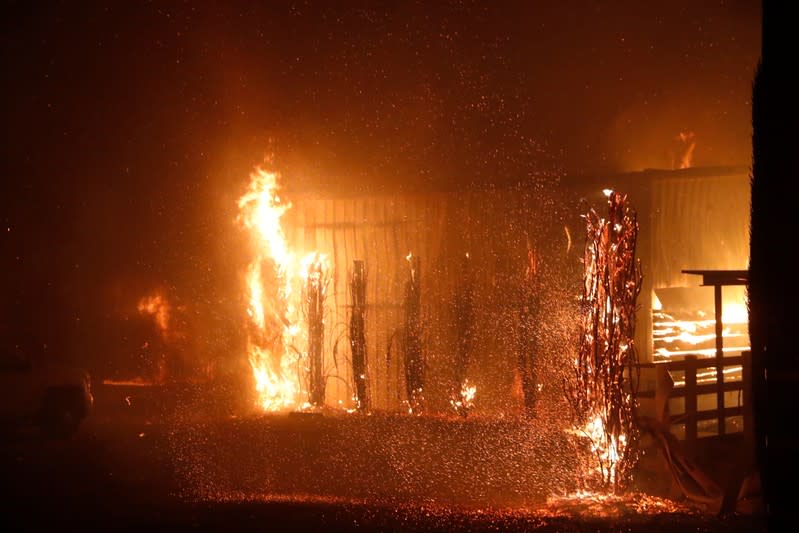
<box><xmin>684</xmin><ymin>355</ymin><xmax>698</xmax><ymax>457</ymax></box>
<box><xmin>714</xmin><ymin>284</ymin><xmax>726</xmax><ymax>436</ymax></box>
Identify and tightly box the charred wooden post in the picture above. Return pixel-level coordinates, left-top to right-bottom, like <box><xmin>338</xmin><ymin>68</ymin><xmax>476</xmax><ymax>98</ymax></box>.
<box><xmin>517</xmin><ymin>242</ymin><xmax>541</xmax><ymax>418</ymax></box>
<box><xmin>403</xmin><ymin>253</ymin><xmax>424</xmax><ymax>414</ymax></box>
<box><xmin>566</xmin><ymin>191</ymin><xmax>643</xmax><ymax>493</ymax></box>
<box><xmin>451</xmin><ymin>253</ymin><xmax>476</xmax><ymax>417</ymax></box>
<box><xmin>350</xmin><ymin>260</ymin><xmax>369</xmax><ymax>412</ymax></box>
<box><xmin>306</xmin><ymin>256</ymin><xmax>329</xmax><ymax>408</ymax></box>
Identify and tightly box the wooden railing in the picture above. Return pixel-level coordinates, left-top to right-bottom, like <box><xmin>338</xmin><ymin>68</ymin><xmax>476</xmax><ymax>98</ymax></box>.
<box><xmin>637</xmin><ymin>350</ymin><xmax>753</xmax><ymax>457</ymax></box>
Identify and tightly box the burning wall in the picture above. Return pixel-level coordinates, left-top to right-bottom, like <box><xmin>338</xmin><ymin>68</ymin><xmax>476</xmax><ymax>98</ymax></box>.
<box><xmin>237</xmin><ymin>170</ymin><xmax>576</xmax><ymax>415</ymax></box>
<box><xmin>232</xmin><ymin>165</ymin><xmax>750</xmax><ymax>415</ymax></box>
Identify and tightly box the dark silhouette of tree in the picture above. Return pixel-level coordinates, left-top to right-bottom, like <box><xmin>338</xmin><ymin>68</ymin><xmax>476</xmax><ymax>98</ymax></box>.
<box><xmin>750</xmin><ymin>1</ymin><xmax>799</xmax><ymax>525</ymax></box>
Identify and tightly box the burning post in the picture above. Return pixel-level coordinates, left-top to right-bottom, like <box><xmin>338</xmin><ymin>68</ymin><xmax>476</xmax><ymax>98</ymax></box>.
<box><xmin>451</xmin><ymin>253</ymin><xmax>476</xmax><ymax>417</ymax></box>
<box><xmin>304</xmin><ymin>253</ymin><xmax>330</xmax><ymax>408</ymax></box>
<box><xmin>350</xmin><ymin>260</ymin><xmax>369</xmax><ymax>412</ymax></box>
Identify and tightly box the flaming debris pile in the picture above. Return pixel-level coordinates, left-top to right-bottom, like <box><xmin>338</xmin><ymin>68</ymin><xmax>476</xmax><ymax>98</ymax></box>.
<box><xmin>566</xmin><ymin>191</ymin><xmax>643</xmax><ymax>493</ymax></box>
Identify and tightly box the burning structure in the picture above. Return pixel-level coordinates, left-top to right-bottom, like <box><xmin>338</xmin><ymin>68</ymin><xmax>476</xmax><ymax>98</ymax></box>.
<box><xmin>133</xmin><ymin>159</ymin><xmax>754</xmax><ymax>516</ymax></box>
<box><xmin>231</xmin><ymin>165</ymin><xmax>750</xmax><ymax>419</ymax></box>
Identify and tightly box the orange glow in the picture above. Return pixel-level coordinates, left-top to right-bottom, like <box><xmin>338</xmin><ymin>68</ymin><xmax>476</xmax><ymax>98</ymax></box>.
<box><xmin>450</xmin><ymin>379</ymin><xmax>477</xmax><ymax>413</ymax></box>
<box><xmin>570</xmin><ymin>414</ymin><xmax>628</xmax><ymax>488</ymax></box>
<box><xmin>653</xmin><ymin>304</ymin><xmax>750</xmax><ymax>360</ymax></box>
<box><xmin>722</xmin><ymin>302</ymin><xmax>748</xmax><ymax>324</ymax></box>
<box><xmin>675</xmin><ymin>131</ymin><xmax>696</xmax><ymax>169</ymax></box>
<box><xmin>237</xmin><ymin>168</ymin><xmax>331</xmax><ymax>412</ymax></box>
<box><xmin>237</xmin><ymin>168</ymin><xmax>302</xmax><ymax>411</ymax></box>
<box><xmin>137</xmin><ymin>292</ymin><xmax>171</xmax><ymax>338</ymax></box>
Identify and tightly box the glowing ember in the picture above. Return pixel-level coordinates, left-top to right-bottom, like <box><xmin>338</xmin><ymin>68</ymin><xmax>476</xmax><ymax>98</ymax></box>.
<box><xmin>545</xmin><ymin>490</ymin><xmax>695</xmax><ymax>517</ymax></box>
<box><xmin>237</xmin><ymin>167</ymin><xmax>326</xmax><ymax>411</ymax></box>
<box><xmin>450</xmin><ymin>378</ymin><xmax>477</xmax><ymax>415</ymax></box>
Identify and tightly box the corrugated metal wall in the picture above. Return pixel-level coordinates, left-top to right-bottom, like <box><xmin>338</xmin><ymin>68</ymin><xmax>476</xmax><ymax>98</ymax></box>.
<box><xmin>282</xmin><ymin>188</ymin><xmax>575</xmax><ymax>413</ymax></box>
<box><xmin>270</xmin><ymin>171</ymin><xmax>750</xmax><ymax>409</ymax></box>
<box><xmin>650</xmin><ymin>173</ymin><xmax>750</xmax><ymax>290</ymax></box>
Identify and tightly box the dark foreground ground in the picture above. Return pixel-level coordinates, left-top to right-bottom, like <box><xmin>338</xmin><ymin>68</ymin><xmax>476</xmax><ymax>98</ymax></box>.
<box><xmin>1</xmin><ymin>385</ymin><xmax>768</xmax><ymax>532</ymax></box>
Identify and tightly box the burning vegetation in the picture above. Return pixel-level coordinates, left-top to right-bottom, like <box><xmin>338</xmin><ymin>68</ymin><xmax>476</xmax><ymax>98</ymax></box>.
<box><xmin>566</xmin><ymin>191</ymin><xmax>643</xmax><ymax>493</ymax></box>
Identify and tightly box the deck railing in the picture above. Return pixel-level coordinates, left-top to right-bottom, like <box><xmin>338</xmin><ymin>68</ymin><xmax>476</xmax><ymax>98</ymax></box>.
<box><xmin>637</xmin><ymin>350</ymin><xmax>753</xmax><ymax>457</ymax></box>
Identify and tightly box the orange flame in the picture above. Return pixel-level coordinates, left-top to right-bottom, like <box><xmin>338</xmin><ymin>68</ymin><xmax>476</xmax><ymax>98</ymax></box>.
<box><xmin>675</xmin><ymin>131</ymin><xmax>696</xmax><ymax>169</ymax></box>
<box><xmin>237</xmin><ymin>168</ymin><xmax>332</xmax><ymax>411</ymax></box>
<box><xmin>137</xmin><ymin>292</ymin><xmax>171</xmax><ymax>338</ymax></box>
<box><xmin>237</xmin><ymin>168</ymin><xmax>304</xmax><ymax>411</ymax></box>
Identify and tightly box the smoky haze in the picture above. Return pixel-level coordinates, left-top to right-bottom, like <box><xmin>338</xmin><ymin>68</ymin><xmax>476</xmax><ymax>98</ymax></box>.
<box><xmin>0</xmin><ymin>1</ymin><xmax>759</xmax><ymax>378</ymax></box>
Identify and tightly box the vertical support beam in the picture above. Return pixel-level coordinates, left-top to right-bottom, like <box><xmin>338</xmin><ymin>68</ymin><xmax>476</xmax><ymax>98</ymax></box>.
<box><xmin>685</xmin><ymin>355</ymin><xmax>698</xmax><ymax>458</ymax></box>
<box><xmin>714</xmin><ymin>284</ymin><xmax>725</xmax><ymax>436</ymax></box>
<box><xmin>350</xmin><ymin>260</ymin><xmax>368</xmax><ymax>412</ymax></box>
<box><xmin>308</xmin><ymin>260</ymin><xmax>326</xmax><ymax>407</ymax></box>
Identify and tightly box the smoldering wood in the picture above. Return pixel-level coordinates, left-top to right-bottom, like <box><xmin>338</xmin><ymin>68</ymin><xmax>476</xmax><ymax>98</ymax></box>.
<box><xmin>350</xmin><ymin>260</ymin><xmax>369</xmax><ymax>412</ymax></box>
<box><xmin>566</xmin><ymin>191</ymin><xmax>643</xmax><ymax>493</ymax></box>
<box><xmin>403</xmin><ymin>254</ymin><xmax>424</xmax><ymax>413</ymax></box>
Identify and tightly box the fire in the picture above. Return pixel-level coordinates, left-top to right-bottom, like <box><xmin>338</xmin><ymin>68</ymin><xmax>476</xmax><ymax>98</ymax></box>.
<box><xmin>652</xmin><ymin>301</ymin><xmax>750</xmax><ymax>360</ymax></box>
<box><xmin>450</xmin><ymin>378</ymin><xmax>477</xmax><ymax>414</ymax></box>
<box><xmin>237</xmin><ymin>167</ymin><xmax>329</xmax><ymax>411</ymax></box>
<box><xmin>674</xmin><ymin>131</ymin><xmax>696</xmax><ymax>169</ymax></box>
<box><xmin>571</xmin><ymin>414</ymin><xmax>629</xmax><ymax>489</ymax></box>
<box><xmin>137</xmin><ymin>292</ymin><xmax>171</xmax><ymax>337</ymax></box>
<box><xmin>722</xmin><ymin>302</ymin><xmax>748</xmax><ymax>324</ymax></box>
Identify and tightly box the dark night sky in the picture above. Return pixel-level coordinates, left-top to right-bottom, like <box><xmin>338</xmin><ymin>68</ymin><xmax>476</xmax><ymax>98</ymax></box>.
<box><xmin>0</xmin><ymin>1</ymin><xmax>760</xmax><ymax>371</ymax></box>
